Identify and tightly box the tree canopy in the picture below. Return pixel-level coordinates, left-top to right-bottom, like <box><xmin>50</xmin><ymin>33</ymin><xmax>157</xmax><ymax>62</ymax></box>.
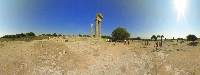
<box><xmin>111</xmin><ymin>27</ymin><xmax>130</xmax><ymax>41</ymax></box>
<box><xmin>187</xmin><ymin>34</ymin><xmax>198</xmax><ymax>42</ymax></box>
<box><xmin>187</xmin><ymin>34</ymin><xmax>198</xmax><ymax>46</ymax></box>
<box><xmin>151</xmin><ymin>35</ymin><xmax>157</xmax><ymax>41</ymax></box>
<box><xmin>25</xmin><ymin>32</ymin><xmax>36</xmax><ymax>37</ymax></box>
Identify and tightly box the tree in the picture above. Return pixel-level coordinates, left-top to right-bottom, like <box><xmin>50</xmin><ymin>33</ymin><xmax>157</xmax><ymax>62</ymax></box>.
<box><xmin>26</xmin><ymin>32</ymin><xmax>36</xmax><ymax>37</ymax></box>
<box><xmin>78</xmin><ymin>34</ymin><xmax>83</xmax><ymax>37</ymax></box>
<box><xmin>136</xmin><ymin>37</ymin><xmax>141</xmax><ymax>40</ymax></box>
<box><xmin>58</xmin><ymin>34</ymin><xmax>62</xmax><ymax>36</ymax></box>
<box><xmin>151</xmin><ymin>35</ymin><xmax>157</xmax><ymax>41</ymax></box>
<box><xmin>157</xmin><ymin>35</ymin><xmax>161</xmax><ymax>39</ymax></box>
<box><xmin>111</xmin><ymin>27</ymin><xmax>130</xmax><ymax>41</ymax></box>
<box><xmin>46</xmin><ymin>34</ymin><xmax>52</xmax><ymax>36</ymax></box>
<box><xmin>187</xmin><ymin>34</ymin><xmax>198</xmax><ymax>46</ymax></box>
<box><xmin>102</xmin><ymin>35</ymin><xmax>111</xmax><ymax>39</ymax></box>
<box><xmin>52</xmin><ymin>33</ymin><xmax>57</xmax><ymax>37</ymax></box>
<box><xmin>187</xmin><ymin>34</ymin><xmax>197</xmax><ymax>42</ymax></box>
<box><xmin>16</xmin><ymin>33</ymin><xmax>26</xmax><ymax>38</ymax></box>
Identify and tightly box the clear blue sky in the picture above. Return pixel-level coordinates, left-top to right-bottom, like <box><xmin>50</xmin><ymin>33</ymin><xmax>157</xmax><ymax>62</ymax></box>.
<box><xmin>0</xmin><ymin>0</ymin><xmax>200</xmax><ymax>38</ymax></box>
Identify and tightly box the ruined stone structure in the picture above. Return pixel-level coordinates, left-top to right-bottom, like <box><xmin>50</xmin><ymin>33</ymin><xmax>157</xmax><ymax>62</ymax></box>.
<box><xmin>90</xmin><ymin>24</ymin><xmax>94</xmax><ymax>37</ymax></box>
<box><xmin>95</xmin><ymin>13</ymin><xmax>103</xmax><ymax>38</ymax></box>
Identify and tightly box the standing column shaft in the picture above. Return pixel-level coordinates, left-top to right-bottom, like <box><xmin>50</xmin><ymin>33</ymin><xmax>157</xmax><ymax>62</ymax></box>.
<box><xmin>99</xmin><ymin>22</ymin><xmax>101</xmax><ymax>37</ymax></box>
<box><xmin>95</xmin><ymin>20</ymin><xmax>99</xmax><ymax>38</ymax></box>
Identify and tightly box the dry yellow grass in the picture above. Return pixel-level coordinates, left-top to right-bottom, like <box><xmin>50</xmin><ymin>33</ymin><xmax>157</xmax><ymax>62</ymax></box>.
<box><xmin>0</xmin><ymin>37</ymin><xmax>199</xmax><ymax>75</ymax></box>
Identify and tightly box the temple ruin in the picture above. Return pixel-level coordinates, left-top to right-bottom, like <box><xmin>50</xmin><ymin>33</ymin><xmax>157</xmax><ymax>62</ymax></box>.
<box><xmin>95</xmin><ymin>13</ymin><xmax>103</xmax><ymax>38</ymax></box>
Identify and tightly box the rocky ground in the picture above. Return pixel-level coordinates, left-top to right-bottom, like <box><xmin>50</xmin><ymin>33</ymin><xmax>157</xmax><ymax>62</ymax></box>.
<box><xmin>0</xmin><ymin>38</ymin><xmax>200</xmax><ymax>75</ymax></box>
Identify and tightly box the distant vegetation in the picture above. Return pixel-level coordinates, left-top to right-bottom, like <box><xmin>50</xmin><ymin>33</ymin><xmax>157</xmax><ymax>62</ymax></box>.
<box><xmin>150</xmin><ymin>35</ymin><xmax>165</xmax><ymax>47</ymax></box>
<box><xmin>1</xmin><ymin>32</ymin><xmax>38</xmax><ymax>42</ymax></box>
<box><xmin>39</xmin><ymin>33</ymin><xmax>63</xmax><ymax>37</ymax></box>
<box><xmin>2</xmin><ymin>32</ymin><xmax>36</xmax><ymax>38</ymax></box>
<box><xmin>151</xmin><ymin>35</ymin><xmax>157</xmax><ymax>41</ymax></box>
<box><xmin>1</xmin><ymin>31</ymin><xmax>199</xmax><ymax>47</ymax></box>
<box><xmin>78</xmin><ymin>34</ymin><xmax>90</xmax><ymax>37</ymax></box>
<box><xmin>129</xmin><ymin>37</ymin><xmax>141</xmax><ymax>40</ymax></box>
<box><xmin>101</xmin><ymin>35</ymin><xmax>111</xmax><ymax>39</ymax></box>
<box><xmin>0</xmin><ymin>32</ymin><xmax>64</xmax><ymax>42</ymax></box>
<box><xmin>111</xmin><ymin>27</ymin><xmax>130</xmax><ymax>41</ymax></box>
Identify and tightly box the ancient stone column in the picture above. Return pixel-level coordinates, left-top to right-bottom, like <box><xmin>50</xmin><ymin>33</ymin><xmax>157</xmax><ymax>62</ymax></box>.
<box><xmin>90</xmin><ymin>24</ymin><xmax>94</xmax><ymax>37</ymax></box>
<box><xmin>95</xmin><ymin>13</ymin><xmax>103</xmax><ymax>38</ymax></box>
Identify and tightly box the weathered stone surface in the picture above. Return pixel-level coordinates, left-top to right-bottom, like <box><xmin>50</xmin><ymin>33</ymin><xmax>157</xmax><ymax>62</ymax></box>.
<box><xmin>95</xmin><ymin>13</ymin><xmax>103</xmax><ymax>38</ymax></box>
